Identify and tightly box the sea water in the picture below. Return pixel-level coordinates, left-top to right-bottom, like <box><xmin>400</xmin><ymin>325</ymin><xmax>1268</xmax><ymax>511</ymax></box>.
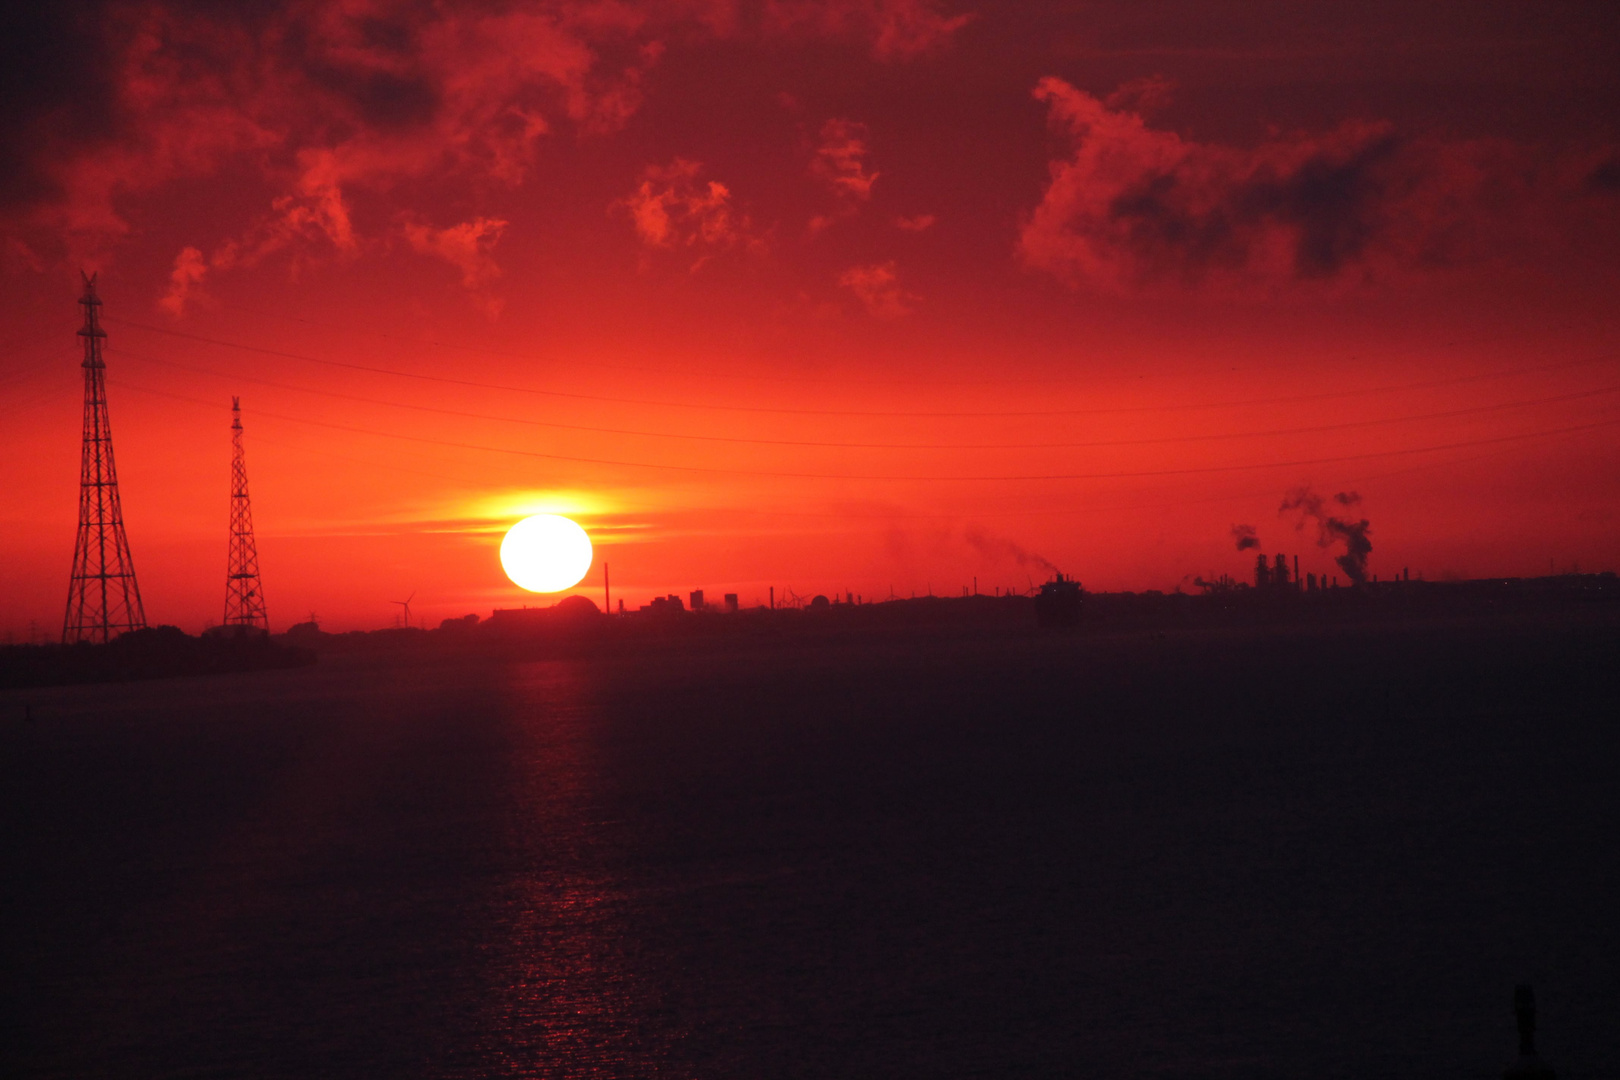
<box><xmin>3</xmin><ymin>623</ymin><xmax>1617</xmax><ymax>1078</ymax></box>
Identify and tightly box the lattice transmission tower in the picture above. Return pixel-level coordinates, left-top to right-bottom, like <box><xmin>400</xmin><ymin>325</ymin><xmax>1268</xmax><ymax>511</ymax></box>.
<box><xmin>64</xmin><ymin>273</ymin><xmax>147</xmax><ymax>644</ymax></box>
<box><xmin>223</xmin><ymin>397</ymin><xmax>269</xmax><ymax>632</ymax></box>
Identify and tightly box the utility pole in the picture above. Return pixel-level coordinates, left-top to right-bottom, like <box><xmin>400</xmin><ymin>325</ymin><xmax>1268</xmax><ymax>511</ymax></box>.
<box><xmin>64</xmin><ymin>274</ymin><xmax>146</xmax><ymax>644</ymax></box>
<box><xmin>222</xmin><ymin>397</ymin><xmax>268</xmax><ymax>633</ymax></box>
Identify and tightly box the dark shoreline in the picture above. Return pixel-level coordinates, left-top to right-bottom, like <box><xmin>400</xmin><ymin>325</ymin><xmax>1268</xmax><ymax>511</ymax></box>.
<box><xmin>5</xmin><ymin>571</ymin><xmax>1614</xmax><ymax>688</ymax></box>
<box><xmin>0</xmin><ymin>626</ymin><xmax>316</xmax><ymax>690</ymax></box>
<box><xmin>285</xmin><ymin>570</ymin><xmax>1620</xmax><ymax>658</ymax></box>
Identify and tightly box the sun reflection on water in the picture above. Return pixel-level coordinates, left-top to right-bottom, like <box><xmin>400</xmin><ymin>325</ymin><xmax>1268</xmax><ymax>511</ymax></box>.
<box><xmin>476</xmin><ymin>660</ymin><xmax>682</xmax><ymax>1078</ymax></box>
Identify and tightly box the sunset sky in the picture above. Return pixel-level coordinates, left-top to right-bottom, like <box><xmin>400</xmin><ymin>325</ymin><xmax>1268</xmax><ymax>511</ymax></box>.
<box><xmin>3</xmin><ymin>1</ymin><xmax>1619</xmax><ymax>634</ymax></box>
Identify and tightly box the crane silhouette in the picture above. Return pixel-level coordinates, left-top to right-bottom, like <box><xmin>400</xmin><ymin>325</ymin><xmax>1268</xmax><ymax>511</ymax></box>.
<box><xmin>389</xmin><ymin>591</ymin><xmax>415</xmax><ymax>628</ymax></box>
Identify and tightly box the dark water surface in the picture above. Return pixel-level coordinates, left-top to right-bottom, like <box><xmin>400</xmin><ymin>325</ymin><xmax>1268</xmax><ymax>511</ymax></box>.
<box><xmin>3</xmin><ymin>620</ymin><xmax>1618</xmax><ymax>1078</ymax></box>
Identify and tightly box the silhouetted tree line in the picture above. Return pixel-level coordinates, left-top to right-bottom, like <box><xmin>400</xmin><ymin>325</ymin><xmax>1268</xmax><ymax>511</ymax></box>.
<box><xmin>0</xmin><ymin>625</ymin><xmax>315</xmax><ymax>689</ymax></box>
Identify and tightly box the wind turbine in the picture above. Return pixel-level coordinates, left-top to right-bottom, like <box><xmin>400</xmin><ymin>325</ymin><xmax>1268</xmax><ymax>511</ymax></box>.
<box><xmin>389</xmin><ymin>591</ymin><xmax>416</xmax><ymax>628</ymax></box>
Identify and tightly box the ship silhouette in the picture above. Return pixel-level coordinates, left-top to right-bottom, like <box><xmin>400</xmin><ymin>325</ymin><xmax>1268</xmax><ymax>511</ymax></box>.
<box><xmin>1034</xmin><ymin>572</ymin><xmax>1084</xmax><ymax>627</ymax></box>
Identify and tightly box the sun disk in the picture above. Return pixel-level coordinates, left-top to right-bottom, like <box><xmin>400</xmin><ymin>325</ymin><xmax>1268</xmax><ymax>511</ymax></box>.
<box><xmin>500</xmin><ymin>514</ymin><xmax>594</xmax><ymax>593</ymax></box>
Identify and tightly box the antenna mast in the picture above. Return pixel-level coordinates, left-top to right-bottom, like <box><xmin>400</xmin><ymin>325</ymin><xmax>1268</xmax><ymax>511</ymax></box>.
<box><xmin>63</xmin><ymin>274</ymin><xmax>146</xmax><ymax>643</ymax></box>
<box><xmin>223</xmin><ymin>396</ymin><xmax>269</xmax><ymax>632</ymax></box>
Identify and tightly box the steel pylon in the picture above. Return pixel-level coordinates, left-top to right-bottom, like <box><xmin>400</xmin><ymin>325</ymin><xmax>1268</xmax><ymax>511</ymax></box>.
<box><xmin>63</xmin><ymin>273</ymin><xmax>147</xmax><ymax>644</ymax></box>
<box><xmin>223</xmin><ymin>396</ymin><xmax>269</xmax><ymax>633</ymax></box>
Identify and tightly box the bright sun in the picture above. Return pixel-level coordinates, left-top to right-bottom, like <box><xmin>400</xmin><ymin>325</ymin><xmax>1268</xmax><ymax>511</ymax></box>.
<box><xmin>500</xmin><ymin>514</ymin><xmax>594</xmax><ymax>593</ymax></box>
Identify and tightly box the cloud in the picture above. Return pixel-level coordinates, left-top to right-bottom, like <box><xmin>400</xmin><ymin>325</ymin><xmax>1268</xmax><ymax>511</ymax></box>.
<box><xmin>0</xmin><ymin>0</ymin><xmax>979</xmax><ymax>295</ymax></box>
<box><xmin>158</xmin><ymin>246</ymin><xmax>208</xmax><ymax>317</ymax></box>
<box><xmin>1589</xmin><ymin>157</ymin><xmax>1620</xmax><ymax>193</ymax></box>
<box><xmin>273</xmin><ymin>150</ymin><xmax>360</xmax><ymax>255</ymax></box>
<box><xmin>402</xmin><ymin>217</ymin><xmax>510</xmax><ymax>316</ymax></box>
<box><xmin>838</xmin><ymin>260</ymin><xmax>916</xmax><ymax>317</ymax></box>
<box><xmin>0</xmin><ymin>6</ymin><xmax>118</xmax><ymax>218</ymax></box>
<box><xmin>1230</xmin><ymin>523</ymin><xmax>1259</xmax><ymax>551</ymax></box>
<box><xmin>807</xmin><ymin>118</ymin><xmax>879</xmax><ymax>234</ymax></box>
<box><xmin>0</xmin><ymin>2</ymin><xmax>654</xmax><ymax>275</ymax></box>
<box><xmin>764</xmin><ymin>0</ymin><xmax>972</xmax><ymax>60</ymax></box>
<box><xmin>161</xmin><ymin>145</ymin><xmax>376</xmax><ymax>304</ymax></box>
<box><xmin>813</xmin><ymin>119</ymin><xmax>879</xmax><ymax>202</ymax></box>
<box><xmin>895</xmin><ymin>213</ymin><xmax>936</xmax><ymax>232</ymax></box>
<box><xmin>620</xmin><ymin>158</ymin><xmax>759</xmax><ymax>267</ymax></box>
<box><xmin>1020</xmin><ymin>76</ymin><xmax>1620</xmax><ymax>291</ymax></box>
<box><xmin>1103</xmin><ymin>74</ymin><xmax>1175</xmax><ymax>115</ymax></box>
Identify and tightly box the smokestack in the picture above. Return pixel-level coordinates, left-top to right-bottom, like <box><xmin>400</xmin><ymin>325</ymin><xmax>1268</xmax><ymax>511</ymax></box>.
<box><xmin>1294</xmin><ymin>555</ymin><xmax>1300</xmax><ymax>592</ymax></box>
<box><xmin>604</xmin><ymin>562</ymin><xmax>610</xmax><ymax>613</ymax></box>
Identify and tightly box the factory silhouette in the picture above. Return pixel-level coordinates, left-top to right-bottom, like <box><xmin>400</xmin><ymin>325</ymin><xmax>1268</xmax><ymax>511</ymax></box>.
<box><xmin>1200</xmin><ymin>551</ymin><xmax>1410</xmax><ymax>595</ymax></box>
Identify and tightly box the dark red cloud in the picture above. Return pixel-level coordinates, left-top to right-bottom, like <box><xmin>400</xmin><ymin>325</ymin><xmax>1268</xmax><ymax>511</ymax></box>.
<box><xmin>812</xmin><ymin>119</ymin><xmax>878</xmax><ymax>203</ymax></box>
<box><xmin>400</xmin><ymin>217</ymin><xmax>510</xmax><ymax>316</ymax></box>
<box><xmin>0</xmin><ymin>0</ymin><xmax>967</xmax><ymax>288</ymax></box>
<box><xmin>1020</xmin><ymin>76</ymin><xmax>1620</xmax><ymax>290</ymax></box>
<box><xmin>619</xmin><ymin>158</ymin><xmax>762</xmax><ymax>271</ymax></box>
<box><xmin>764</xmin><ymin>0</ymin><xmax>970</xmax><ymax>59</ymax></box>
<box><xmin>838</xmin><ymin>259</ymin><xmax>915</xmax><ymax>317</ymax></box>
<box><xmin>0</xmin><ymin>3</ymin><xmax>122</xmax><ymax>218</ymax></box>
<box><xmin>807</xmin><ymin>118</ymin><xmax>878</xmax><ymax>234</ymax></box>
<box><xmin>3</xmin><ymin>2</ymin><xmax>635</xmax><ymax>269</ymax></box>
<box><xmin>1103</xmin><ymin>74</ymin><xmax>1175</xmax><ymax>116</ymax></box>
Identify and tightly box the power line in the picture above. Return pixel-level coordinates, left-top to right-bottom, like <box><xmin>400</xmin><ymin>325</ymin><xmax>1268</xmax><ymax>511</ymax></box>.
<box><xmin>218</xmin><ymin>409</ymin><xmax>1579</xmax><ymax>535</ymax></box>
<box><xmin>0</xmin><ymin>341</ymin><xmax>76</xmax><ymax>391</ymax></box>
<box><xmin>107</xmin><ymin>375</ymin><xmax>1620</xmax><ymax>482</ymax></box>
<box><xmin>207</xmin><ymin>298</ymin><xmax>1618</xmax><ymax>392</ymax></box>
<box><xmin>105</xmin><ymin>315</ymin><xmax>1620</xmax><ymax>420</ymax></box>
<box><xmin>106</xmin><ymin>345</ymin><xmax>1620</xmax><ymax>452</ymax></box>
<box><xmin>208</xmin><ymin>301</ymin><xmax>1067</xmax><ymax>389</ymax></box>
<box><xmin>0</xmin><ymin>324</ymin><xmax>67</xmax><ymax>363</ymax></box>
<box><xmin>125</xmin><ymin>385</ymin><xmax>1605</xmax><ymax>522</ymax></box>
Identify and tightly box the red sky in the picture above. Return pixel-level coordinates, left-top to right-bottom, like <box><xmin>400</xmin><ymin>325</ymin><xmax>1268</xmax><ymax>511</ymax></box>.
<box><xmin>4</xmin><ymin>1</ymin><xmax>1620</xmax><ymax>634</ymax></box>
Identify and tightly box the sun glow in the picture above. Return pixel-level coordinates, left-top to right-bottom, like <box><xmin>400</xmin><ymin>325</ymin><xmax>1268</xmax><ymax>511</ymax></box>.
<box><xmin>472</xmin><ymin>489</ymin><xmax>613</xmax><ymax>526</ymax></box>
<box><xmin>500</xmin><ymin>514</ymin><xmax>594</xmax><ymax>593</ymax></box>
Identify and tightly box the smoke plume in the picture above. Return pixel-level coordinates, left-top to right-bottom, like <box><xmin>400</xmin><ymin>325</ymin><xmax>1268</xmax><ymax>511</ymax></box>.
<box><xmin>1280</xmin><ymin>488</ymin><xmax>1373</xmax><ymax>584</ymax></box>
<box><xmin>964</xmin><ymin>527</ymin><xmax>1058</xmax><ymax>576</ymax></box>
<box><xmin>1230</xmin><ymin>524</ymin><xmax>1260</xmax><ymax>551</ymax></box>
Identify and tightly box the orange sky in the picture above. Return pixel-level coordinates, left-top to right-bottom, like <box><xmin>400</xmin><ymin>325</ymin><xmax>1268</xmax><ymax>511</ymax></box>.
<box><xmin>3</xmin><ymin>1</ymin><xmax>1620</xmax><ymax>634</ymax></box>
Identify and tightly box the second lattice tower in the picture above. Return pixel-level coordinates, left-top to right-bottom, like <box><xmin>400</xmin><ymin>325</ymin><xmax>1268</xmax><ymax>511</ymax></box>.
<box><xmin>223</xmin><ymin>396</ymin><xmax>269</xmax><ymax>632</ymax></box>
